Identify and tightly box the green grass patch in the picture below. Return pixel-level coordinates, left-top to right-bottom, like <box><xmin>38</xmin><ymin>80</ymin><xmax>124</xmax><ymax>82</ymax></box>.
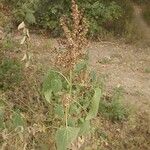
<box><xmin>99</xmin><ymin>87</ymin><xmax>129</xmax><ymax>121</ymax></box>
<box><xmin>0</xmin><ymin>58</ymin><xmax>23</xmax><ymax>91</ymax></box>
<box><xmin>144</xmin><ymin>67</ymin><xmax>150</xmax><ymax>73</ymax></box>
<box><xmin>0</xmin><ymin>36</ymin><xmax>19</xmax><ymax>51</ymax></box>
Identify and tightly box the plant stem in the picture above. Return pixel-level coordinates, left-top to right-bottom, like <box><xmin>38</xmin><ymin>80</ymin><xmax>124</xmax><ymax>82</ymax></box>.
<box><xmin>51</xmin><ymin>70</ymin><xmax>70</xmax><ymax>86</ymax></box>
<box><xmin>65</xmin><ymin>106</ymin><xmax>68</xmax><ymax>127</ymax></box>
<box><xmin>69</xmin><ymin>70</ymin><xmax>73</xmax><ymax>96</ymax></box>
<box><xmin>65</xmin><ymin>70</ymin><xmax>73</xmax><ymax>127</ymax></box>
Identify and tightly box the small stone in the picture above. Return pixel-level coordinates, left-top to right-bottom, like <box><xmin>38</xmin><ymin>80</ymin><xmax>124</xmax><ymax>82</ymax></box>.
<box><xmin>116</xmin><ymin>128</ymin><xmax>121</xmax><ymax>132</ymax></box>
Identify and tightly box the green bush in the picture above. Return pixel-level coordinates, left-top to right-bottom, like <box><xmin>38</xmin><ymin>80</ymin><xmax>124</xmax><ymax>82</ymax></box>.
<box><xmin>143</xmin><ymin>5</ymin><xmax>150</xmax><ymax>26</ymax></box>
<box><xmin>35</xmin><ymin>0</ymin><xmax>133</xmax><ymax>37</ymax></box>
<box><xmin>4</xmin><ymin>0</ymin><xmax>134</xmax><ymax>38</ymax></box>
<box><xmin>1</xmin><ymin>36</ymin><xmax>18</xmax><ymax>51</ymax></box>
<box><xmin>99</xmin><ymin>87</ymin><xmax>129</xmax><ymax>121</ymax></box>
<box><xmin>132</xmin><ymin>0</ymin><xmax>149</xmax><ymax>5</ymax></box>
<box><xmin>0</xmin><ymin>58</ymin><xmax>22</xmax><ymax>90</ymax></box>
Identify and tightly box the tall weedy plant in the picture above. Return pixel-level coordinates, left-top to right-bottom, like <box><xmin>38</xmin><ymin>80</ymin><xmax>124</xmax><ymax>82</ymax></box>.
<box><xmin>43</xmin><ymin>0</ymin><xmax>102</xmax><ymax>149</ymax></box>
<box><xmin>56</xmin><ymin>0</ymin><xmax>88</xmax><ymax>72</ymax></box>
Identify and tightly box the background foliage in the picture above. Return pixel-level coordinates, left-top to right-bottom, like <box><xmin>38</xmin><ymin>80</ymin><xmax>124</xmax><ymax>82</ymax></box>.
<box><xmin>2</xmin><ymin>0</ymin><xmax>135</xmax><ymax>38</ymax></box>
<box><xmin>143</xmin><ymin>5</ymin><xmax>150</xmax><ymax>26</ymax></box>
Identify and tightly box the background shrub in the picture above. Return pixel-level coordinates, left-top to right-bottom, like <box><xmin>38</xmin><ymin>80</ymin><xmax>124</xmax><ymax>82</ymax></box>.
<box><xmin>35</xmin><ymin>0</ymin><xmax>134</xmax><ymax>38</ymax></box>
<box><xmin>142</xmin><ymin>5</ymin><xmax>150</xmax><ymax>26</ymax></box>
<box><xmin>3</xmin><ymin>0</ymin><xmax>134</xmax><ymax>38</ymax></box>
<box><xmin>0</xmin><ymin>58</ymin><xmax>22</xmax><ymax>90</ymax></box>
<box><xmin>131</xmin><ymin>0</ymin><xmax>149</xmax><ymax>5</ymax></box>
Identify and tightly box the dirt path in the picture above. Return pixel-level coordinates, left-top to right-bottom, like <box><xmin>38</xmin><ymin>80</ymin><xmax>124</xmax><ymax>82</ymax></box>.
<box><xmin>88</xmin><ymin>41</ymin><xmax>150</xmax><ymax>112</ymax></box>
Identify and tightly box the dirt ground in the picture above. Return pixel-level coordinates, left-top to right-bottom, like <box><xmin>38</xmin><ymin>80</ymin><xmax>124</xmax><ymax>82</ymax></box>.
<box><xmin>88</xmin><ymin>41</ymin><xmax>150</xmax><ymax>111</ymax></box>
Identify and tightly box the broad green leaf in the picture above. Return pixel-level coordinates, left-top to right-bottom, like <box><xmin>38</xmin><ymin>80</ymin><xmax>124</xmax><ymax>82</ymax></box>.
<box><xmin>51</xmin><ymin>8</ymin><xmax>57</xmax><ymax>14</ymax></box>
<box><xmin>43</xmin><ymin>70</ymin><xmax>64</xmax><ymax>102</ymax></box>
<box><xmin>79</xmin><ymin>120</ymin><xmax>91</xmax><ymax>136</ymax></box>
<box><xmin>12</xmin><ymin>110</ymin><xmax>24</xmax><ymax>127</ymax></box>
<box><xmin>43</xmin><ymin>71</ymin><xmax>55</xmax><ymax>92</ymax></box>
<box><xmin>43</xmin><ymin>70</ymin><xmax>62</xmax><ymax>91</ymax></box>
<box><xmin>44</xmin><ymin>90</ymin><xmax>52</xmax><ymax>103</ymax></box>
<box><xmin>74</xmin><ymin>60</ymin><xmax>87</xmax><ymax>73</ymax></box>
<box><xmin>56</xmin><ymin>127</ymin><xmax>80</xmax><ymax>150</ymax></box>
<box><xmin>68</xmin><ymin>118</ymin><xmax>76</xmax><ymax>127</ymax></box>
<box><xmin>86</xmin><ymin>88</ymin><xmax>101</xmax><ymax>120</ymax></box>
<box><xmin>25</xmin><ymin>12</ymin><xmax>36</xmax><ymax>24</ymax></box>
<box><xmin>69</xmin><ymin>104</ymin><xmax>81</xmax><ymax>115</ymax></box>
<box><xmin>54</xmin><ymin>104</ymin><xmax>64</xmax><ymax>117</ymax></box>
<box><xmin>89</xmin><ymin>71</ymin><xmax>96</xmax><ymax>82</ymax></box>
<box><xmin>51</xmin><ymin>78</ymin><xmax>62</xmax><ymax>93</ymax></box>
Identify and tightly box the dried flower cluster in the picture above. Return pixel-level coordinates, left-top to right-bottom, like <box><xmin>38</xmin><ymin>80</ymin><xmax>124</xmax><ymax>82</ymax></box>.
<box><xmin>56</xmin><ymin>0</ymin><xmax>89</xmax><ymax>72</ymax></box>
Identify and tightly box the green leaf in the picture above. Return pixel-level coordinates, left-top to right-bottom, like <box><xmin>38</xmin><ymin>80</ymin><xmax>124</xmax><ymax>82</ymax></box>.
<box><xmin>79</xmin><ymin>120</ymin><xmax>91</xmax><ymax>136</ymax></box>
<box><xmin>68</xmin><ymin>117</ymin><xmax>76</xmax><ymax>127</ymax></box>
<box><xmin>51</xmin><ymin>8</ymin><xmax>57</xmax><ymax>14</ymax></box>
<box><xmin>12</xmin><ymin>110</ymin><xmax>24</xmax><ymax>127</ymax></box>
<box><xmin>43</xmin><ymin>71</ymin><xmax>55</xmax><ymax>92</ymax></box>
<box><xmin>25</xmin><ymin>12</ymin><xmax>36</xmax><ymax>24</ymax></box>
<box><xmin>69</xmin><ymin>104</ymin><xmax>81</xmax><ymax>115</ymax></box>
<box><xmin>74</xmin><ymin>60</ymin><xmax>87</xmax><ymax>73</ymax></box>
<box><xmin>43</xmin><ymin>70</ymin><xmax>64</xmax><ymax>103</ymax></box>
<box><xmin>44</xmin><ymin>90</ymin><xmax>52</xmax><ymax>103</ymax></box>
<box><xmin>54</xmin><ymin>104</ymin><xmax>64</xmax><ymax>117</ymax></box>
<box><xmin>56</xmin><ymin>127</ymin><xmax>80</xmax><ymax>150</ymax></box>
<box><xmin>51</xmin><ymin>78</ymin><xmax>62</xmax><ymax>93</ymax></box>
<box><xmin>89</xmin><ymin>71</ymin><xmax>96</xmax><ymax>82</ymax></box>
<box><xmin>86</xmin><ymin>88</ymin><xmax>101</xmax><ymax>120</ymax></box>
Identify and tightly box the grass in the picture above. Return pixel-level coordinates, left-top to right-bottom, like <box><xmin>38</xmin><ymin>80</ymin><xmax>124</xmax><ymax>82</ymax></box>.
<box><xmin>144</xmin><ymin>67</ymin><xmax>150</xmax><ymax>73</ymax></box>
<box><xmin>99</xmin><ymin>87</ymin><xmax>129</xmax><ymax>121</ymax></box>
<box><xmin>0</xmin><ymin>58</ymin><xmax>22</xmax><ymax>91</ymax></box>
<box><xmin>0</xmin><ymin>35</ymin><xmax>20</xmax><ymax>52</ymax></box>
